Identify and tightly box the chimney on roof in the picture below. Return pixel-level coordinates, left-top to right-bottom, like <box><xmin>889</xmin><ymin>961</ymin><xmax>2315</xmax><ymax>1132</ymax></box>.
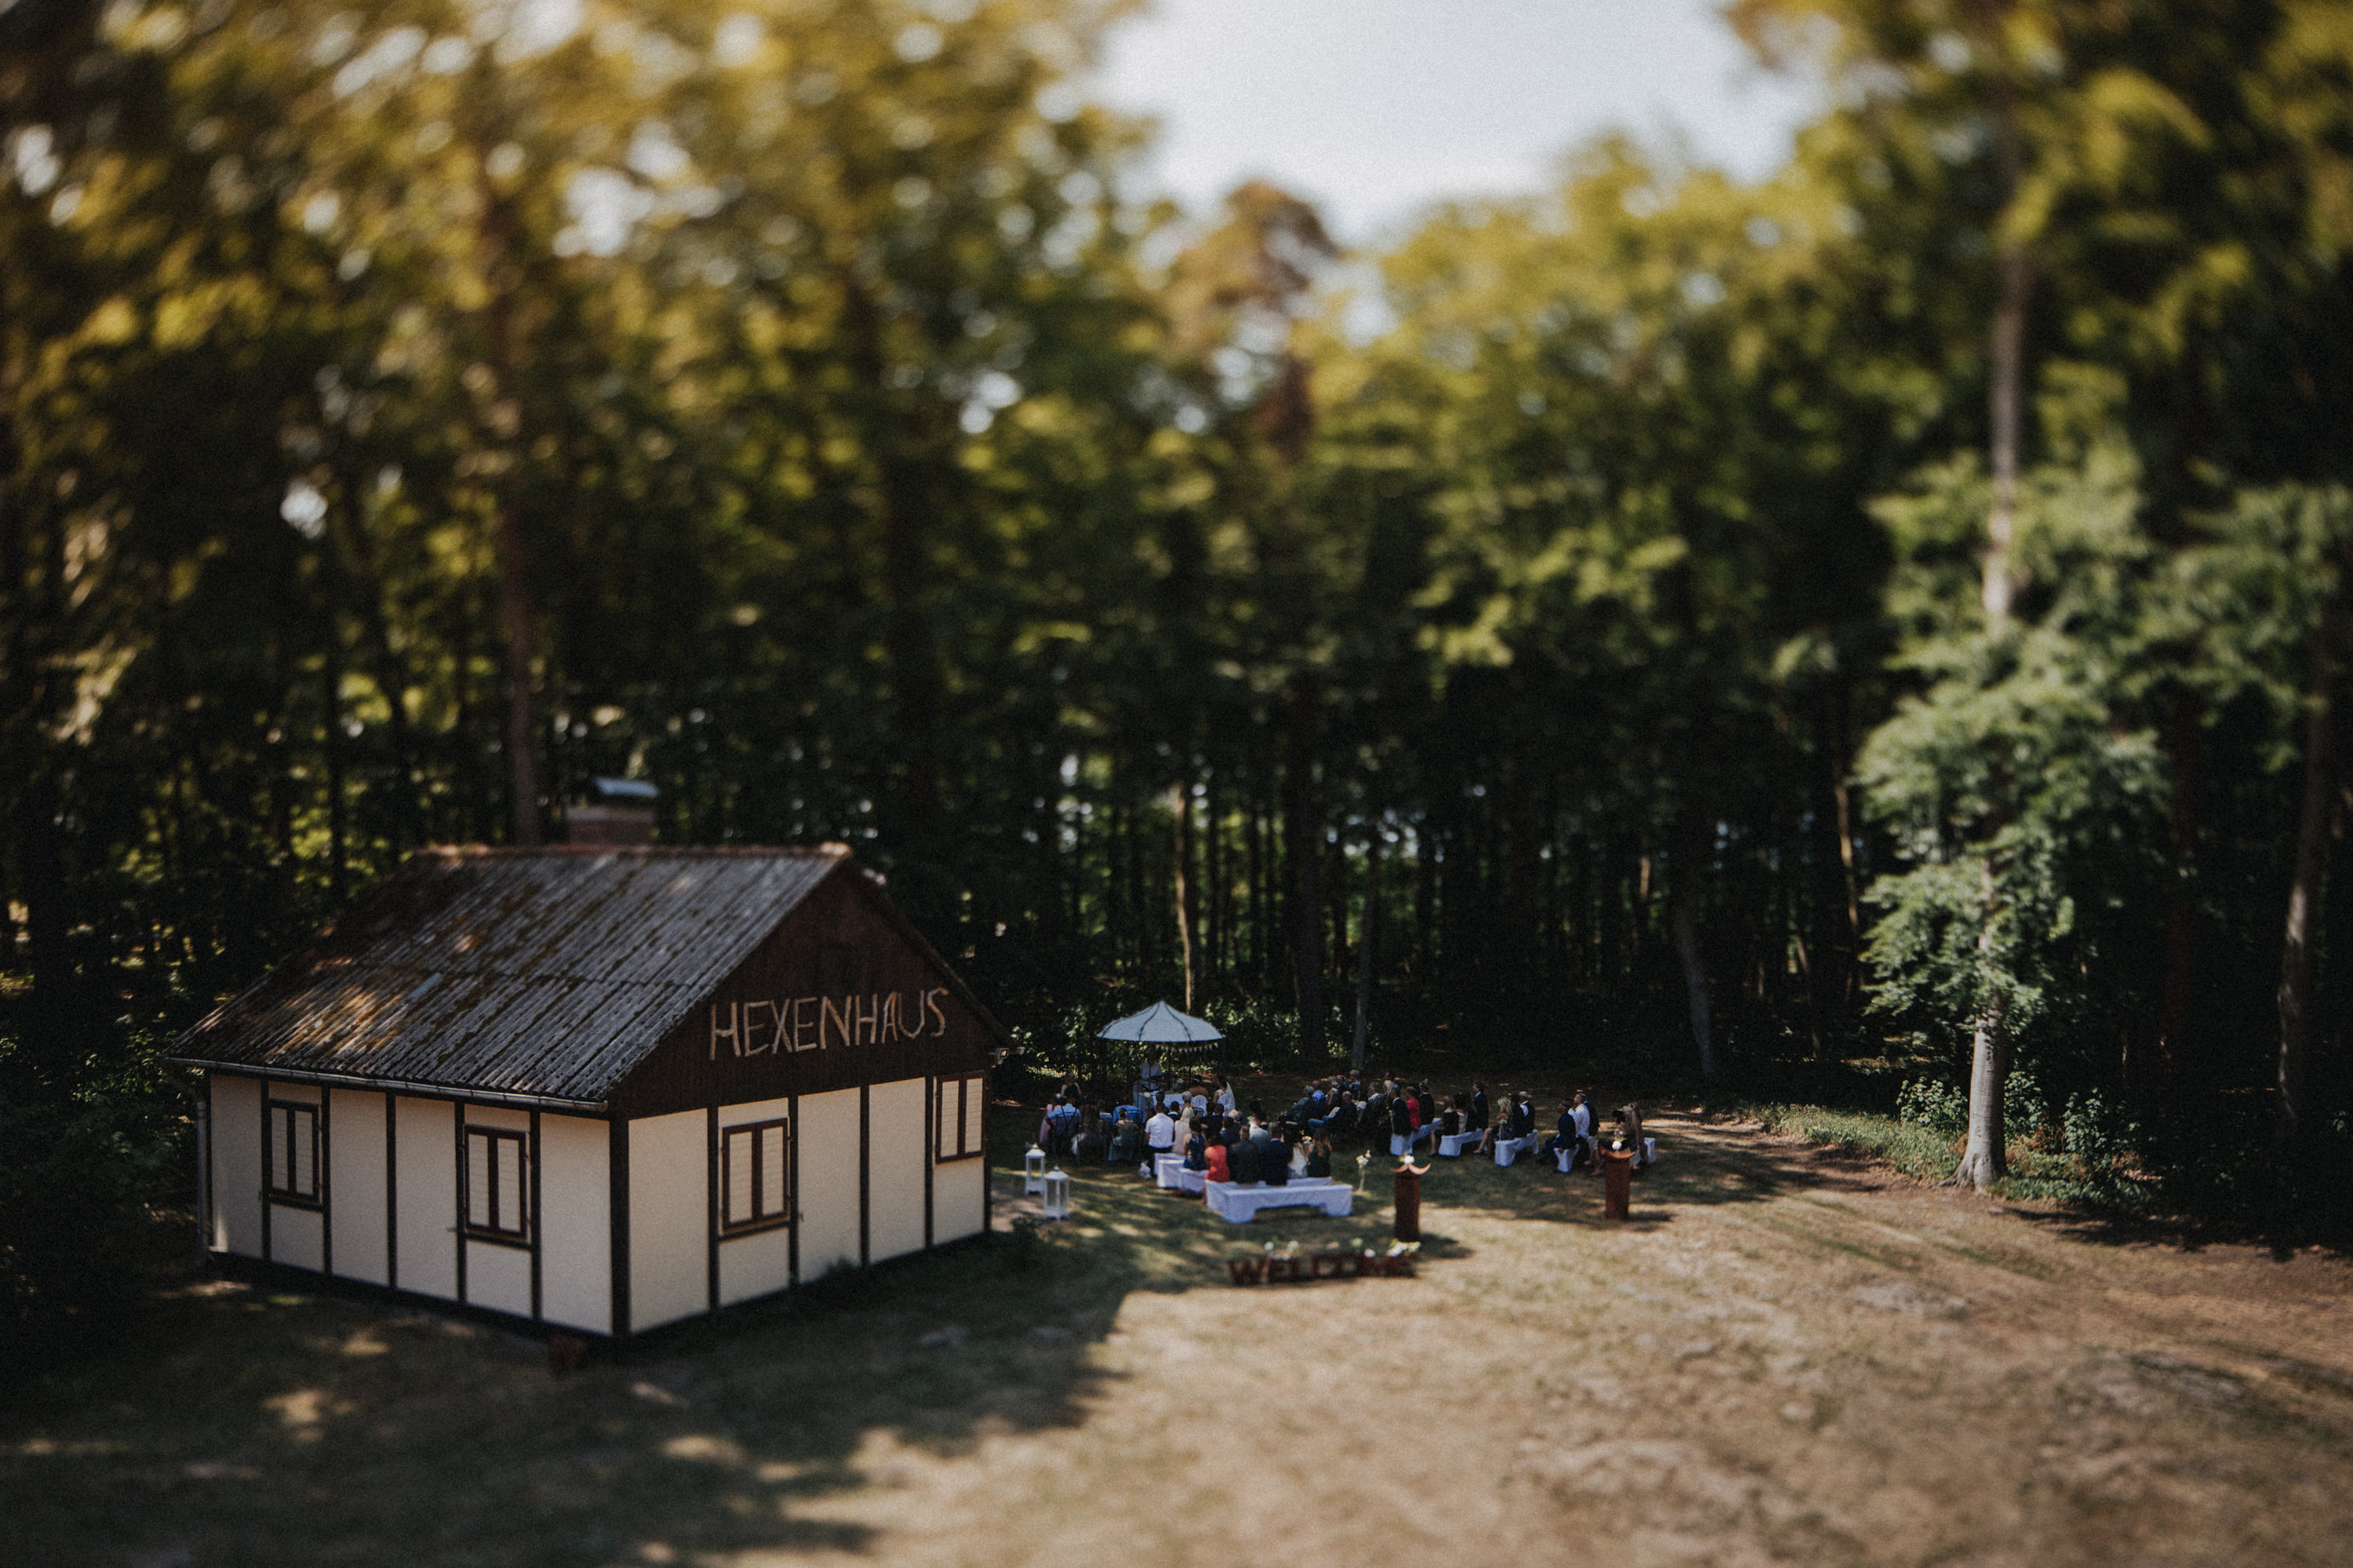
<box><xmin>565</xmin><ymin>777</ymin><xmax>658</xmax><ymax>846</ymax></box>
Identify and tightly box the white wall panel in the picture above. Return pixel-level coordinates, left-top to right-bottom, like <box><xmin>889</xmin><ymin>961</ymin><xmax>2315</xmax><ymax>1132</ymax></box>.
<box><xmin>271</xmin><ymin>1203</ymin><xmax>325</xmax><ymax>1272</ymax></box>
<box><xmin>538</xmin><ymin>1114</ymin><xmax>610</xmax><ymax>1333</ymax></box>
<box><xmin>328</xmin><ymin>1089</ymin><xmax>388</xmax><ymax>1285</ymax></box>
<box><xmin>209</xmin><ymin>1074</ymin><xmax>261</xmax><ymax>1257</ymax></box>
<box><xmin>868</xmin><ymin>1078</ymin><xmax>927</xmax><ymax>1263</ymax></box>
<box><xmin>628</xmin><ymin>1109</ymin><xmax>708</xmax><ymax>1331</ymax></box>
<box><xmin>796</xmin><ymin>1088</ymin><xmax>861</xmax><ymax>1279</ymax></box>
<box><xmin>934</xmin><ymin>1151</ymin><xmax>985</xmax><ymax>1244</ymax></box>
<box><xmin>717</xmin><ymin>1223</ymin><xmax>792</xmax><ymax>1306</ymax></box>
<box><xmin>392</xmin><ymin>1095</ymin><xmax>457</xmax><ymax>1301</ymax></box>
<box><xmin>464</xmin><ymin>1240</ymin><xmax>531</xmax><ymax>1317</ymax></box>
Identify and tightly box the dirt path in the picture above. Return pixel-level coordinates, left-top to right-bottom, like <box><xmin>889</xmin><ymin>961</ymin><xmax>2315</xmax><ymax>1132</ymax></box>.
<box><xmin>807</xmin><ymin>1115</ymin><xmax>2353</xmax><ymax>1568</ymax></box>
<box><xmin>7</xmin><ymin>1114</ymin><xmax>2350</xmax><ymax>1567</ymax></box>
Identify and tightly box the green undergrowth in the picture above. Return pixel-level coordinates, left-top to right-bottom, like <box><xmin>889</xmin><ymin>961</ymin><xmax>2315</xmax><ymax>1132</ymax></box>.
<box><xmin>1742</xmin><ymin>1101</ymin><xmax>2158</xmax><ymax>1208</ymax></box>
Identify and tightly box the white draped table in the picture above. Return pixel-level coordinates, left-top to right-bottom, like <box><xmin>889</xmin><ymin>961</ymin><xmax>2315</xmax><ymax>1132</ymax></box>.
<box><xmin>1204</xmin><ymin>1178</ymin><xmax>1353</xmax><ymax>1223</ymax></box>
<box><xmin>1155</xmin><ymin>1153</ymin><xmax>1206</xmax><ymax>1195</ymax></box>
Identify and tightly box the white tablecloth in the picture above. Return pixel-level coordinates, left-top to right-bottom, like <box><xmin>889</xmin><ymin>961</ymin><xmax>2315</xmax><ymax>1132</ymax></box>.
<box><xmin>1204</xmin><ymin>1179</ymin><xmax>1353</xmax><ymax>1223</ymax></box>
<box><xmin>1387</xmin><ymin>1125</ymin><xmax>1437</xmax><ymax>1158</ymax></box>
<box><xmin>1155</xmin><ymin>1153</ymin><xmax>1207</xmax><ymax>1194</ymax></box>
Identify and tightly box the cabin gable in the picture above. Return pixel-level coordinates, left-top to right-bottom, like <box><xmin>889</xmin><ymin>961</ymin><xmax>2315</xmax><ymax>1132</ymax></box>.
<box><xmin>609</xmin><ymin>868</ymin><xmax>1001</xmax><ymax>1119</ymax></box>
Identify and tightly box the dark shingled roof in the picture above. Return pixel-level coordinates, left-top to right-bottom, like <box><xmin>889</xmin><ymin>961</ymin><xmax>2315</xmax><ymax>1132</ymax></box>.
<box><xmin>166</xmin><ymin>845</ymin><xmax>851</xmax><ymax>1105</ymax></box>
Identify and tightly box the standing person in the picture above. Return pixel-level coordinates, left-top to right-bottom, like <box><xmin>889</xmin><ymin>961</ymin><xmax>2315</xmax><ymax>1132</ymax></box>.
<box><xmin>1213</xmin><ymin>1073</ymin><xmax>1237</xmax><ymax>1118</ymax></box>
<box><xmin>1470</xmin><ymin>1081</ymin><xmax>1490</xmax><ymax>1133</ymax></box>
<box><xmin>1388</xmin><ymin>1090</ymin><xmax>1413</xmax><ymax>1156</ymax></box>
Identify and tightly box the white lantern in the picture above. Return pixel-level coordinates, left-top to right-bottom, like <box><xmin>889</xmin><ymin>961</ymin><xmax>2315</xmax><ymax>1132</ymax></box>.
<box><xmin>1040</xmin><ymin>1167</ymin><xmax>1072</xmax><ymax>1221</ymax></box>
<box><xmin>1024</xmin><ymin>1144</ymin><xmax>1047</xmax><ymax>1195</ymax></box>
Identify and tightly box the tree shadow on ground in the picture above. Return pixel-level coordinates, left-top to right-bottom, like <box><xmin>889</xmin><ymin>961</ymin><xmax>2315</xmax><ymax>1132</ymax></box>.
<box><xmin>0</xmin><ymin>1107</ymin><xmax>1441</xmax><ymax>1568</ymax></box>
<box><xmin>0</xmin><ymin>1087</ymin><xmax>1910</xmax><ymax>1568</ymax></box>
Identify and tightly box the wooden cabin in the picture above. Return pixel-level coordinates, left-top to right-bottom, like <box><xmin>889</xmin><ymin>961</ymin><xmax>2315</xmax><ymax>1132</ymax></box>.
<box><xmin>163</xmin><ymin>845</ymin><xmax>1004</xmax><ymax>1337</ymax></box>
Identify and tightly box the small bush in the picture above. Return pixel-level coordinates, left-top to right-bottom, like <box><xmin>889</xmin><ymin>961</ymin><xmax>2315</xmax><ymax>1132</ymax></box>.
<box><xmin>0</xmin><ymin>1095</ymin><xmax>185</xmax><ymax>1362</ymax></box>
<box><xmin>1896</xmin><ymin>1078</ymin><xmax>1967</xmax><ymax>1136</ymax></box>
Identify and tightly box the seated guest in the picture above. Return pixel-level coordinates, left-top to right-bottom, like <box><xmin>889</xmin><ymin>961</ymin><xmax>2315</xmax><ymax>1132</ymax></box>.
<box><xmin>1620</xmin><ymin>1104</ymin><xmax>1653</xmax><ymax>1172</ymax></box>
<box><xmin>1570</xmin><ymin>1090</ymin><xmax>1596</xmax><ymax>1172</ymax></box>
<box><xmin>1477</xmin><ymin>1089</ymin><xmax>1506</xmax><ymax>1155</ymax></box>
<box><xmin>1388</xmin><ymin>1093</ymin><xmax>1412</xmax><ymax>1151</ymax></box>
<box><xmin>1228</xmin><ymin>1130</ymin><xmax>1263</xmax><ymax>1184</ymax></box>
<box><xmin>1541</xmin><ymin>1101</ymin><xmax>1579</xmax><ymax>1170</ymax></box>
<box><xmin>1182</xmin><ymin>1124</ymin><xmax>1208</xmax><ymax>1172</ymax></box>
<box><xmin>1108</xmin><ymin>1111</ymin><xmax>1142</xmax><ymax>1166</ymax></box>
<box><xmin>1325</xmin><ymin>1093</ymin><xmax>1360</xmax><ymax>1140</ymax></box>
<box><xmin>1304</xmin><ymin>1135</ymin><xmax>1334</xmax><ymax>1180</ymax></box>
<box><xmin>1073</xmin><ymin>1107</ymin><xmax>1107</xmax><ymax>1165</ymax></box>
<box><xmin>1144</xmin><ymin>1103</ymin><xmax>1178</xmax><ymax>1163</ymax></box>
<box><xmin>1204</xmin><ymin>1137</ymin><xmax>1231</xmax><ymax>1183</ymax></box>
<box><xmin>1258</xmin><ymin>1123</ymin><xmax>1292</xmax><ymax>1187</ymax></box>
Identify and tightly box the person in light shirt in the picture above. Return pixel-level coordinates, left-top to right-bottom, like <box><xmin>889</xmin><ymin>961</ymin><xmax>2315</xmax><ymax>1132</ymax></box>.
<box><xmin>1144</xmin><ymin>1104</ymin><xmax>1178</xmax><ymax>1164</ymax></box>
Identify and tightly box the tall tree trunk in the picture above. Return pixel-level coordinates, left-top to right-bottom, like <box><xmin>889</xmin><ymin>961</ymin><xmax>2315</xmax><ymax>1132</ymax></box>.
<box><xmin>1171</xmin><ymin>779</ymin><xmax>1196</xmax><ymax>1011</ymax></box>
<box><xmin>1670</xmin><ymin>890</ymin><xmax>1716</xmax><ymax>1079</ymax></box>
<box><xmin>491</xmin><ymin>503</ymin><xmax>541</xmax><ymax>846</ymax></box>
<box><xmin>1284</xmin><ymin>675</ymin><xmax>1325</xmax><ymax>1059</ymax></box>
<box><xmin>1957</xmin><ymin>20</ymin><xmax>2033</xmax><ymax>1187</ymax></box>
<box><xmin>1953</xmin><ymin>857</ymin><xmax>2012</xmax><ymax>1189</ymax></box>
<box><xmin>2277</xmin><ymin>597</ymin><xmax>2340</xmax><ymax>1146</ymax></box>
<box><xmin>2158</xmin><ymin>689</ymin><xmax>2202</xmax><ymax>1082</ymax></box>
<box><xmin>1353</xmin><ymin>833</ymin><xmax>1377</xmax><ymax>1071</ymax></box>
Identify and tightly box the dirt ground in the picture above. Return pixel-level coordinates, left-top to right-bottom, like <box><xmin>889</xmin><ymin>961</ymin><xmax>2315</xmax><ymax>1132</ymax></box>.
<box><xmin>7</xmin><ymin>1097</ymin><xmax>2351</xmax><ymax>1567</ymax></box>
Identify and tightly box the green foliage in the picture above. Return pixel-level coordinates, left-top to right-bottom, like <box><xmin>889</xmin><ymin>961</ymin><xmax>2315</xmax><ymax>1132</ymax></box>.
<box><xmin>0</xmin><ymin>0</ymin><xmax>2349</xmax><ymax>1259</ymax></box>
<box><xmin>1896</xmin><ymin>1076</ymin><xmax>1968</xmax><ymax>1137</ymax></box>
<box><xmin>0</xmin><ymin>1093</ymin><xmax>186</xmax><ymax>1362</ymax></box>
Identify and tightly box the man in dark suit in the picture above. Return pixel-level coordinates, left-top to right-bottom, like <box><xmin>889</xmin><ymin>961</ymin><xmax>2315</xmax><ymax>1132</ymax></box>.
<box><xmin>1258</xmin><ymin>1122</ymin><xmax>1292</xmax><ymax>1186</ymax></box>
<box><xmin>1542</xmin><ymin>1101</ymin><xmax>1579</xmax><ymax>1170</ymax></box>
<box><xmin>1228</xmin><ymin>1127</ymin><xmax>1263</xmax><ymax>1184</ymax></box>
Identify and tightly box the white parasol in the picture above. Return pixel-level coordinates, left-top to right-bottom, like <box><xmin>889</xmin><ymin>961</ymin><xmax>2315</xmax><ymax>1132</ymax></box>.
<box><xmin>1095</xmin><ymin>1000</ymin><xmax>1223</xmax><ymax>1054</ymax></box>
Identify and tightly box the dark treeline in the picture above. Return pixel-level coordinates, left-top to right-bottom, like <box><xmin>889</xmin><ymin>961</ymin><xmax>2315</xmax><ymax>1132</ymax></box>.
<box><xmin>5</xmin><ymin>0</ymin><xmax>2353</xmax><ymax>1228</ymax></box>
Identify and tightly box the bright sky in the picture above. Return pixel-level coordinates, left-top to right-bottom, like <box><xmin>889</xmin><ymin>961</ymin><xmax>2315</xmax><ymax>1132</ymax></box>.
<box><xmin>1095</xmin><ymin>0</ymin><xmax>1822</xmax><ymax>244</ymax></box>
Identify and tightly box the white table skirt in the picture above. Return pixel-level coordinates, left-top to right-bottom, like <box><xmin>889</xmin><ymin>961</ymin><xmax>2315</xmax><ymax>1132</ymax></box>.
<box><xmin>1387</xmin><ymin>1125</ymin><xmax>1438</xmax><ymax>1158</ymax></box>
<box><xmin>1493</xmin><ymin>1134</ymin><xmax>1535</xmax><ymax>1166</ymax></box>
<box><xmin>1155</xmin><ymin>1153</ymin><xmax>1207</xmax><ymax>1194</ymax></box>
<box><xmin>1204</xmin><ymin>1179</ymin><xmax>1353</xmax><ymax>1222</ymax></box>
<box><xmin>1437</xmin><ymin>1130</ymin><xmax>1483</xmax><ymax>1157</ymax></box>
